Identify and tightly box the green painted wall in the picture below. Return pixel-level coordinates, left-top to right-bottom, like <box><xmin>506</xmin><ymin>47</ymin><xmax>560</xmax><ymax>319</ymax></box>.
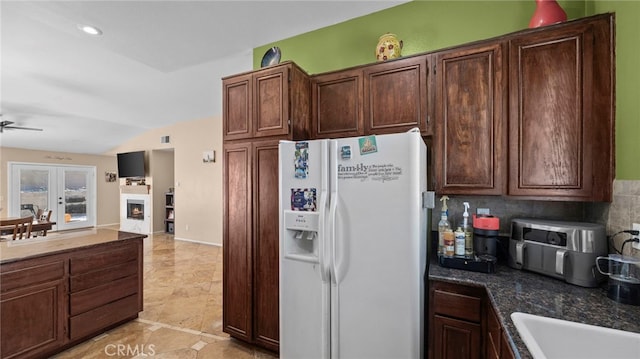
<box><xmin>590</xmin><ymin>1</ymin><xmax>640</xmax><ymax>180</ymax></box>
<box><xmin>253</xmin><ymin>1</ymin><xmax>638</xmax><ymax>180</ymax></box>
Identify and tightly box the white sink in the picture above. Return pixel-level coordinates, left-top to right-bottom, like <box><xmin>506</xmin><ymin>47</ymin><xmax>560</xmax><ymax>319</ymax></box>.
<box><xmin>511</xmin><ymin>312</ymin><xmax>640</xmax><ymax>359</ymax></box>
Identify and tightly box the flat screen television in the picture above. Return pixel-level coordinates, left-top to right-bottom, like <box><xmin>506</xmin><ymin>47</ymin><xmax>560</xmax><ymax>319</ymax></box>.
<box><xmin>117</xmin><ymin>151</ymin><xmax>145</xmax><ymax>178</ymax></box>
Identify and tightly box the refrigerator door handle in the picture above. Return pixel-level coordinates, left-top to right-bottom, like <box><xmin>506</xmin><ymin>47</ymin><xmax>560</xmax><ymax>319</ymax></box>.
<box><xmin>329</xmin><ymin>140</ymin><xmax>339</xmax><ymax>285</ymax></box>
<box><xmin>318</xmin><ymin>141</ymin><xmax>331</xmax><ymax>283</ymax></box>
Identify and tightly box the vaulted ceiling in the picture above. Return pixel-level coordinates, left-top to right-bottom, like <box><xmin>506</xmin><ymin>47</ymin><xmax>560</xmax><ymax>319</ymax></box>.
<box><xmin>1</xmin><ymin>1</ymin><xmax>406</xmax><ymax>154</ymax></box>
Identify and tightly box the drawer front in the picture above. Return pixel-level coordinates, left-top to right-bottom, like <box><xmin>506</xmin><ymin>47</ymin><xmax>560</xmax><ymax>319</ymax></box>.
<box><xmin>70</xmin><ymin>244</ymin><xmax>138</xmax><ymax>275</ymax></box>
<box><xmin>70</xmin><ymin>275</ymin><xmax>138</xmax><ymax>316</ymax></box>
<box><xmin>70</xmin><ymin>260</ymin><xmax>138</xmax><ymax>292</ymax></box>
<box><xmin>433</xmin><ymin>289</ymin><xmax>482</xmax><ymax>322</ymax></box>
<box><xmin>69</xmin><ymin>294</ymin><xmax>139</xmax><ymax>341</ymax></box>
<box><xmin>1</xmin><ymin>261</ymin><xmax>65</xmax><ymax>293</ymax></box>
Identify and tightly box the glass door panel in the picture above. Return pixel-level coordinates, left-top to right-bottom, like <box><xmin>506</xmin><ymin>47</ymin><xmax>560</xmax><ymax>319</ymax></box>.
<box><xmin>9</xmin><ymin>163</ymin><xmax>96</xmax><ymax>232</ymax></box>
<box><xmin>58</xmin><ymin>168</ymin><xmax>94</xmax><ymax>230</ymax></box>
<box><xmin>19</xmin><ymin>168</ymin><xmax>51</xmax><ymax>218</ymax></box>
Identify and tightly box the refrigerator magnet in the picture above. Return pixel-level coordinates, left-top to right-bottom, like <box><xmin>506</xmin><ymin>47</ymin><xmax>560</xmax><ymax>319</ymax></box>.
<box><xmin>341</xmin><ymin>145</ymin><xmax>352</xmax><ymax>159</ymax></box>
<box><xmin>294</xmin><ymin>142</ymin><xmax>309</xmax><ymax>179</ymax></box>
<box><xmin>359</xmin><ymin>136</ymin><xmax>378</xmax><ymax>155</ymax></box>
<box><xmin>291</xmin><ymin>188</ymin><xmax>317</xmax><ymax>211</ymax></box>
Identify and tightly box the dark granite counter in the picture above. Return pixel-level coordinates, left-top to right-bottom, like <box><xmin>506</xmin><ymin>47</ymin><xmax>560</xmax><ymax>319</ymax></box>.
<box><xmin>429</xmin><ymin>258</ymin><xmax>640</xmax><ymax>359</ymax></box>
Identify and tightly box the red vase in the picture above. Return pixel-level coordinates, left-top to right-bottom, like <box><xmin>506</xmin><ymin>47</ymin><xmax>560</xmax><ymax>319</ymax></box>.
<box><xmin>528</xmin><ymin>0</ymin><xmax>567</xmax><ymax>28</ymax></box>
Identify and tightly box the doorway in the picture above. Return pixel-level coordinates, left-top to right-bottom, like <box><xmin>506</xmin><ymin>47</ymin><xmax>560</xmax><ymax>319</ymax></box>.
<box><xmin>8</xmin><ymin>163</ymin><xmax>96</xmax><ymax>231</ymax></box>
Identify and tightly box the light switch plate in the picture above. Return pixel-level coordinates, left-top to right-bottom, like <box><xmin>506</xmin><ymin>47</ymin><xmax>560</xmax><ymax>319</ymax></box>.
<box><xmin>633</xmin><ymin>223</ymin><xmax>640</xmax><ymax>250</ymax></box>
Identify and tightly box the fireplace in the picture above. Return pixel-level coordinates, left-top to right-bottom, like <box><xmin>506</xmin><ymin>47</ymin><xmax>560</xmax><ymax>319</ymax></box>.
<box><xmin>120</xmin><ymin>193</ymin><xmax>151</xmax><ymax>234</ymax></box>
<box><xmin>127</xmin><ymin>199</ymin><xmax>145</xmax><ymax>220</ymax></box>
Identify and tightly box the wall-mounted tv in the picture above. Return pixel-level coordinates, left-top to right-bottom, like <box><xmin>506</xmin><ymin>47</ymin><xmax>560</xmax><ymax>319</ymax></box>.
<box><xmin>117</xmin><ymin>151</ymin><xmax>146</xmax><ymax>178</ymax></box>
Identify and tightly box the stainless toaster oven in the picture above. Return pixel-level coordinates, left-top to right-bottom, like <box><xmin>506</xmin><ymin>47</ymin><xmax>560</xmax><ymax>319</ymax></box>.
<box><xmin>508</xmin><ymin>218</ymin><xmax>608</xmax><ymax>287</ymax></box>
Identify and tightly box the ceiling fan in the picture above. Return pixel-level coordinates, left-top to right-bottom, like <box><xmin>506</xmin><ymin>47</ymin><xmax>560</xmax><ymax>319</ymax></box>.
<box><xmin>0</xmin><ymin>114</ymin><xmax>43</xmax><ymax>133</ymax></box>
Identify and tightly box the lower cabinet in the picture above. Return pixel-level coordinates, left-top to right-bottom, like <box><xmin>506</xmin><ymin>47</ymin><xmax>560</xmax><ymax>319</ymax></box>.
<box><xmin>429</xmin><ymin>280</ymin><xmax>516</xmax><ymax>359</ymax></box>
<box><xmin>485</xmin><ymin>302</ymin><xmax>502</xmax><ymax>359</ymax></box>
<box><xmin>486</xmin><ymin>303</ymin><xmax>515</xmax><ymax>359</ymax></box>
<box><xmin>69</xmin><ymin>241</ymin><xmax>143</xmax><ymax>341</ymax></box>
<box><xmin>433</xmin><ymin>315</ymin><xmax>482</xmax><ymax>359</ymax></box>
<box><xmin>430</xmin><ymin>281</ymin><xmax>484</xmax><ymax>359</ymax></box>
<box><xmin>0</xmin><ymin>259</ymin><xmax>67</xmax><ymax>359</ymax></box>
<box><xmin>0</xmin><ymin>238</ymin><xmax>143</xmax><ymax>359</ymax></box>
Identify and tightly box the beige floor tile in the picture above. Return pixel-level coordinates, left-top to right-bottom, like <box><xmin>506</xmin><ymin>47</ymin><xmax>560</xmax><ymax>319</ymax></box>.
<box><xmin>53</xmin><ymin>233</ymin><xmax>277</xmax><ymax>359</ymax></box>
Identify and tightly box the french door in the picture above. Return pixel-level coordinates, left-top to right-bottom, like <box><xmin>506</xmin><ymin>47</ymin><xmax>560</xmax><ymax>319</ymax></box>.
<box><xmin>8</xmin><ymin>163</ymin><xmax>96</xmax><ymax>231</ymax></box>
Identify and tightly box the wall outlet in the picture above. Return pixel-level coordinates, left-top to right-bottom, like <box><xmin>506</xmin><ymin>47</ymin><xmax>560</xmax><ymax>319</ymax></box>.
<box><xmin>633</xmin><ymin>223</ymin><xmax>640</xmax><ymax>250</ymax></box>
<box><xmin>185</xmin><ymin>224</ymin><xmax>189</xmax><ymax>232</ymax></box>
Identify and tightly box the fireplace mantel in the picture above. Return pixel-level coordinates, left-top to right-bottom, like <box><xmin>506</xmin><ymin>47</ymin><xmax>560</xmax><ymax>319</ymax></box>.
<box><xmin>120</xmin><ymin>185</ymin><xmax>150</xmax><ymax>194</ymax></box>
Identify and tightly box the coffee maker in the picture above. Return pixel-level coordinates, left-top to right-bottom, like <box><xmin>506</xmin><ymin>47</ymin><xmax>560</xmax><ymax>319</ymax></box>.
<box><xmin>473</xmin><ymin>214</ymin><xmax>500</xmax><ymax>260</ymax></box>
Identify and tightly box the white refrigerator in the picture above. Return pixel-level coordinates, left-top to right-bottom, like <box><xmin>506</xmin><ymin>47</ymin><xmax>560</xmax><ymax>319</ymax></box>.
<box><xmin>279</xmin><ymin>130</ymin><xmax>428</xmax><ymax>359</ymax></box>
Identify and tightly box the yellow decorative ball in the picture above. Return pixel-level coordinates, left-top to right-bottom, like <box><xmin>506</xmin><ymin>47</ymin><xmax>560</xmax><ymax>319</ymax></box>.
<box><xmin>376</xmin><ymin>33</ymin><xmax>403</xmax><ymax>62</ymax></box>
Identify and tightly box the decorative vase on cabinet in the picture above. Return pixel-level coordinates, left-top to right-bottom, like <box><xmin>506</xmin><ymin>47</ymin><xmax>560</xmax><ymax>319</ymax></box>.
<box><xmin>376</xmin><ymin>33</ymin><xmax>403</xmax><ymax>61</ymax></box>
<box><xmin>529</xmin><ymin>0</ymin><xmax>567</xmax><ymax>28</ymax></box>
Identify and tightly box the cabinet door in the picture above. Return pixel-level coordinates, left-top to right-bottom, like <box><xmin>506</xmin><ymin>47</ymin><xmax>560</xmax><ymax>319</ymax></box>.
<box><xmin>223</xmin><ymin>73</ymin><xmax>253</xmax><ymax>141</ymax></box>
<box><xmin>364</xmin><ymin>55</ymin><xmax>430</xmax><ymax>135</ymax></box>
<box><xmin>311</xmin><ymin>69</ymin><xmax>363</xmax><ymax>138</ymax></box>
<box><xmin>486</xmin><ymin>303</ymin><xmax>501</xmax><ymax>359</ymax></box>
<box><xmin>222</xmin><ymin>142</ymin><xmax>253</xmax><ymax>341</ymax></box>
<box><xmin>435</xmin><ymin>42</ymin><xmax>506</xmax><ymax>195</ymax></box>
<box><xmin>433</xmin><ymin>315</ymin><xmax>482</xmax><ymax>359</ymax></box>
<box><xmin>1</xmin><ymin>271</ymin><xmax>66</xmax><ymax>359</ymax></box>
<box><xmin>508</xmin><ymin>23</ymin><xmax>597</xmax><ymax>199</ymax></box>
<box><xmin>252</xmin><ymin>140</ymin><xmax>280</xmax><ymax>351</ymax></box>
<box><xmin>501</xmin><ymin>329</ymin><xmax>516</xmax><ymax>359</ymax></box>
<box><xmin>254</xmin><ymin>66</ymin><xmax>290</xmax><ymax>138</ymax></box>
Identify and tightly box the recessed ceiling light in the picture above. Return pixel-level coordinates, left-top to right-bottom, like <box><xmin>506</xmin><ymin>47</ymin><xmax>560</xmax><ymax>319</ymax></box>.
<box><xmin>77</xmin><ymin>24</ymin><xmax>103</xmax><ymax>36</ymax></box>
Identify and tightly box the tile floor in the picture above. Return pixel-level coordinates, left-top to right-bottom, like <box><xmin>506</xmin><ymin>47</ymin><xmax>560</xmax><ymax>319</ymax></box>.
<box><xmin>53</xmin><ymin>232</ymin><xmax>278</xmax><ymax>358</ymax></box>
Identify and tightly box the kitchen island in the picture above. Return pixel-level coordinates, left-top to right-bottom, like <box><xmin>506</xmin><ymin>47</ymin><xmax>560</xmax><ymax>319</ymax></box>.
<box><xmin>0</xmin><ymin>228</ymin><xmax>145</xmax><ymax>359</ymax></box>
<box><xmin>429</xmin><ymin>257</ymin><xmax>640</xmax><ymax>358</ymax></box>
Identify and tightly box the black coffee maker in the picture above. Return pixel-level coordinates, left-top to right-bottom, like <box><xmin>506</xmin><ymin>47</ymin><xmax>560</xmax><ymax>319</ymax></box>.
<box><xmin>473</xmin><ymin>214</ymin><xmax>500</xmax><ymax>260</ymax></box>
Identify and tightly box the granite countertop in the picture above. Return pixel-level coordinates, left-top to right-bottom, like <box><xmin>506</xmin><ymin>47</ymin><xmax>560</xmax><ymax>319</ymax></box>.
<box><xmin>429</xmin><ymin>258</ymin><xmax>640</xmax><ymax>359</ymax></box>
<box><xmin>0</xmin><ymin>228</ymin><xmax>146</xmax><ymax>264</ymax></box>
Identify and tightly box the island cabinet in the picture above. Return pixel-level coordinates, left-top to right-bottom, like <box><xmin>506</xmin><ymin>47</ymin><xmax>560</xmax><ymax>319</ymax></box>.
<box><xmin>1</xmin><ymin>257</ymin><xmax>67</xmax><ymax>359</ymax></box>
<box><xmin>508</xmin><ymin>14</ymin><xmax>614</xmax><ymax>201</ymax></box>
<box><xmin>311</xmin><ymin>54</ymin><xmax>432</xmax><ymax>139</ymax></box>
<box><xmin>68</xmin><ymin>240</ymin><xmax>143</xmax><ymax>341</ymax></box>
<box><xmin>223</xmin><ymin>61</ymin><xmax>309</xmax><ymax>352</ymax></box>
<box><xmin>434</xmin><ymin>41</ymin><xmax>507</xmax><ymax>195</ymax></box>
<box><xmin>223</xmin><ymin>61</ymin><xmax>311</xmax><ymax>141</ymax></box>
<box><xmin>0</xmin><ymin>233</ymin><xmax>144</xmax><ymax>359</ymax></box>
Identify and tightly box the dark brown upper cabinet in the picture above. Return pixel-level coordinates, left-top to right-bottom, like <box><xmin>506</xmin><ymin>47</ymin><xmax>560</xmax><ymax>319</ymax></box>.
<box><xmin>311</xmin><ymin>68</ymin><xmax>364</xmax><ymax>139</ymax></box>
<box><xmin>433</xmin><ymin>13</ymin><xmax>613</xmax><ymax>201</ymax></box>
<box><xmin>363</xmin><ymin>55</ymin><xmax>431</xmax><ymax>135</ymax></box>
<box><xmin>223</xmin><ymin>62</ymin><xmax>310</xmax><ymax>141</ymax></box>
<box><xmin>508</xmin><ymin>14</ymin><xmax>614</xmax><ymax>201</ymax></box>
<box><xmin>434</xmin><ymin>42</ymin><xmax>506</xmax><ymax>195</ymax></box>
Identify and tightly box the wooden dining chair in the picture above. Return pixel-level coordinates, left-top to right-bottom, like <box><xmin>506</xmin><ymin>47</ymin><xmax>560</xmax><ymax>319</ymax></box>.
<box><xmin>40</xmin><ymin>210</ymin><xmax>53</xmax><ymax>236</ymax></box>
<box><xmin>0</xmin><ymin>216</ymin><xmax>33</xmax><ymax>240</ymax></box>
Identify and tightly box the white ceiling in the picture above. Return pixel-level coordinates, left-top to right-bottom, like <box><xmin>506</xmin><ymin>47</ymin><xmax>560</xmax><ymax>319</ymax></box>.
<box><xmin>0</xmin><ymin>0</ymin><xmax>407</xmax><ymax>154</ymax></box>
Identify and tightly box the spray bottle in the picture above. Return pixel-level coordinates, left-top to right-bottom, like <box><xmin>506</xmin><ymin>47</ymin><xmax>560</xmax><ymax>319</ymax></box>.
<box><xmin>463</xmin><ymin>202</ymin><xmax>474</xmax><ymax>258</ymax></box>
<box><xmin>438</xmin><ymin>196</ymin><xmax>451</xmax><ymax>255</ymax></box>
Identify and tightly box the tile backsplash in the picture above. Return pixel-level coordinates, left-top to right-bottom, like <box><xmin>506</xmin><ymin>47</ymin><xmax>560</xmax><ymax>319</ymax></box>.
<box><xmin>607</xmin><ymin>180</ymin><xmax>640</xmax><ymax>259</ymax></box>
<box><xmin>432</xmin><ymin>179</ymin><xmax>640</xmax><ymax>259</ymax></box>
